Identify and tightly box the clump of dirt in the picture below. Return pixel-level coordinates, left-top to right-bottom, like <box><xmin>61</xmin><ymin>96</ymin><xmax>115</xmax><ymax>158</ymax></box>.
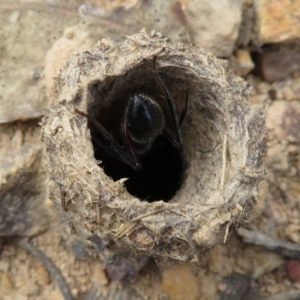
<box><xmin>41</xmin><ymin>30</ymin><xmax>266</xmax><ymax>272</ymax></box>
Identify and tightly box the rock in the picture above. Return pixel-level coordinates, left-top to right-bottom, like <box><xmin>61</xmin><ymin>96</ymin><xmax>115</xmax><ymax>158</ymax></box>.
<box><xmin>237</xmin><ymin>246</ymin><xmax>284</xmax><ymax>279</ymax></box>
<box><xmin>35</xmin><ymin>263</ymin><xmax>51</xmax><ymax>286</ymax></box>
<box><xmin>0</xmin><ymin>4</ymin><xmax>110</xmax><ymax>123</ymax></box>
<box><xmin>220</xmin><ymin>272</ymin><xmax>252</xmax><ymax>300</ymax></box>
<box><xmin>90</xmin><ymin>261</ymin><xmax>108</xmax><ymax>286</ymax></box>
<box><xmin>0</xmin><ymin>1</ymin><xmax>243</xmax><ymax>125</ymax></box>
<box><xmin>281</xmin><ymin>86</ymin><xmax>295</xmax><ymax>101</ymax></box>
<box><xmin>236</xmin><ymin>0</ymin><xmax>255</xmax><ymax>47</ymax></box>
<box><xmin>254</xmin><ymin>44</ymin><xmax>300</xmax><ymax>82</ymax></box>
<box><xmin>266</xmin><ymin>101</ymin><xmax>300</xmax><ymax>142</ymax></box>
<box><xmin>230</xmin><ymin>49</ymin><xmax>255</xmax><ymax>76</ymax></box>
<box><xmin>184</xmin><ymin>0</ymin><xmax>242</xmax><ymax>57</ymax></box>
<box><xmin>160</xmin><ymin>263</ymin><xmax>200</xmax><ymax>300</ymax></box>
<box><xmin>79</xmin><ymin>1</ymin><xmax>190</xmax><ymax>46</ymax></box>
<box><xmin>283</xmin><ymin>224</ymin><xmax>300</xmax><ymax>244</ymax></box>
<box><xmin>255</xmin><ymin>0</ymin><xmax>300</xmax><ymax>44</ymax></box>
<box><xmin>105</xmin><ymin>255</ymin><xmax>149</xmax><ymax>281</ymax></box>
<box><xmin>0</xmin><ymin>260</ymin><xmax>9</xmax><ymax>273</ymax></box>
<box><xmin>0</xmin><ymin>121</ymin><xmax>48</xmax><ymax>236</ymax></box>
<box><xmin>71</xmin><ymin>240</ymin><xmax>89</xmax><ymax>258</ymax></box>
<box><xmin>0</xmin><ymin>7</ymin><xmax>81</xmax><ymax>123</ymax></box>
<box><xmin>79</xmin><ymin>0</ymin><xmax>243</xmax><ymax>57</ymax></box>
<box><xmin>286</xmin><ymin>260</ymin><xmax>300</xmax><ymax>283</ymax></box>
<box><xmin>0</xmin><ymin>272</ymin><xmax>14</xmax><ymax>296</ymax></box>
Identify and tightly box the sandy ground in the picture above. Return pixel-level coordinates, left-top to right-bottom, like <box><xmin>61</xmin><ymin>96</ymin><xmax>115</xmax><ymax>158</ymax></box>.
<box><xmin>0</xmin><ymin>74</ymin><xmax>299</xmax><ymax>300</ymax></box>
<box><xmin>0</xmin><ymin>1</ymin><xmax>300</xmax><ymax>300</ymax></box>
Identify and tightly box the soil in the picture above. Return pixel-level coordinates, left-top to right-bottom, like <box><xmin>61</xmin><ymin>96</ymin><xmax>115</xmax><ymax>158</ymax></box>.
<box><xmin>0</xmin><ymin>1</ymin><xmax>300</xmax><ymax>300</ymax></box>
<box><xmin>1</xmin><ymin>71</ymin><xmax>299</xmax><ymax>300</ymax></box>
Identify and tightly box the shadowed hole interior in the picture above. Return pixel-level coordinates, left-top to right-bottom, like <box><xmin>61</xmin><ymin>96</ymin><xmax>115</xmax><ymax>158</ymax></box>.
<box><xmin>92</xmin><ymin>136</ymin><xmax>183</xmax><ymax>202</ymax></box>
<box><xmin>87</xmin><ymin>61</ymin><xmax>188</xmax><ymax>202</ymax></box>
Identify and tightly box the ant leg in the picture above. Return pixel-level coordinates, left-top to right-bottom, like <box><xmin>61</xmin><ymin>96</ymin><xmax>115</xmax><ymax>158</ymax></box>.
<box><xmin>91</xmin><ymin>136</ymin><xmax>125</xmax><ymax>163</ymax></box>
<box><xmin>179</xmin><ymin>90</ymin><xmax>189</xmax><ymax>128</ymax></box>
<box><xmin>162</xmin><ymin>126</ymin><xmax>180</xmax><ymax>149</ymax></box>
<box><xmin>152</xmin><ymin>55</ymin><xmax>181</xmax><ymax>146</ymax></box>
<box><xmin>121</xmin><ymin>118</ymin><xmax>142</xmax><ymax>170</ymax></box>
<box><xmin>75</xmin><ymin>109</ymin><xmax>140</xmax><ymax>170</ymax></box>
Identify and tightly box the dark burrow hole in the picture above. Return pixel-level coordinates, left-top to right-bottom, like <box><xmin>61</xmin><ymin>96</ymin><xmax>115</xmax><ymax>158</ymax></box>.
<box><xmin>87</xmin><ymin>62</ymin><xmax>188</xmax><ymax>202</ymax></box>
<box><xmin>92</xmin><ymin>134</ymin><xmax>183</xmax><ymax>202</ymax></box>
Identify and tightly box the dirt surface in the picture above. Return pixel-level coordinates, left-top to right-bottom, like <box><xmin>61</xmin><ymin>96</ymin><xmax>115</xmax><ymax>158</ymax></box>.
<box><xmin>0</xmin><ymin>71</ymin><xmax>299</xmax><ymax>300</ymax></box>
<box><xmin>1</xmin><ymin>1</ymin><xmax>300</xmax><ymax>300</ymax></box>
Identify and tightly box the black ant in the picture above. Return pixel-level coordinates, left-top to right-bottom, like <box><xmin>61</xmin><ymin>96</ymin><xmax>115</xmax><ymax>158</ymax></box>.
<box><xmin>75</xmin><ymin>55</ymin><xmax>188</xmax><ymax>171</ymax></box>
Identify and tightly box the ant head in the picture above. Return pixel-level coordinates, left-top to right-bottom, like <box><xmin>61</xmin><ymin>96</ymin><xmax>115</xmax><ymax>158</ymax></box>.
<box><xmin>125</xmin><ymin>94</ymin><xmax>164</xmax><ymax>144</ymax></box>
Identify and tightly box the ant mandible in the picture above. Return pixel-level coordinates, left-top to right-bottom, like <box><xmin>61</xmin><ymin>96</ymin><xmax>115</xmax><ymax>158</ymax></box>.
<box><xmin>75</xmin><ymin>55</ymin><xmax>189</xmax><ymax>171</ymax></box>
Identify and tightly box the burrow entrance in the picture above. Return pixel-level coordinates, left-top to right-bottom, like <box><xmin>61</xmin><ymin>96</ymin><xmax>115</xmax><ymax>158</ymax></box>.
<box><xmin>86</xmin><ymin>59</ymin><xmax>190</xmax><ymax>202</ymax></box>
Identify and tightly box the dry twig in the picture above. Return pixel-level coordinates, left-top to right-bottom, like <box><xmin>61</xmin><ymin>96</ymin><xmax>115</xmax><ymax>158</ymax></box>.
<box><xmin>262</xmin><ymin>289</ymin><xmax>300</xmax><ymax>300</ymax></box>
<box><xmin>19</xmin><ymin>238</ymin><xmax>74</xmax><ymax>300</ymax></box>
<box><xmin>238</xmin><ymin>227</ymin><xmax>300</xmax><ymax>259</ymax></box>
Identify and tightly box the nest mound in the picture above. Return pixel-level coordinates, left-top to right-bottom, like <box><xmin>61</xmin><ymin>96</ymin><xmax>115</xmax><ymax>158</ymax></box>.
<box><xmin>41</xmin><ymin>30</ymin><xmax>267</xmax><ymax>263</ymax></box>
